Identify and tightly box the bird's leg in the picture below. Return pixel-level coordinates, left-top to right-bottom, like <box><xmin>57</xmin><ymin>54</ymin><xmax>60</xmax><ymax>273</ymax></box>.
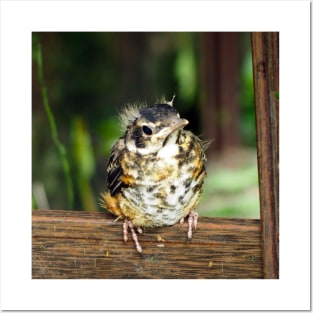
<box><xmin>122</xmin><ymin>220</ymin><xmax>129</xmax><ymax>242</ymax></box>
<box><xmin>178</xmin><ymin>212</ymin><xmax>198</xmax><ymax>239</ymax></box>
<box><xmin>123</xmin><ymin>219</ymin><xmax>143</xmax><ymax>254</ymax></box>
<box><xmin>187</xmin><ymin>211</ymin><xmax>198</xmax><ymax>239</ymax></box>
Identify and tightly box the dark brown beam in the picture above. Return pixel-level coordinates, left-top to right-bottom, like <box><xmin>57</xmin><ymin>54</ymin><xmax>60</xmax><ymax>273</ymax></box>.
<box><xmin>251</xmin><ymin>32</ymin><xmax>279</xmax><ymax>278</ymax></box>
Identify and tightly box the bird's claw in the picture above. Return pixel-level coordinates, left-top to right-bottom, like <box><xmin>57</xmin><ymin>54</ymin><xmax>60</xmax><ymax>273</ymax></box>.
<box><xmin>123</xmin><ymin>220</ymin><xmax>143</xmax><ymax>254</ymax></box>
<box><xmin>179</xmin><ymin>212</ymin><xmax>198</xmax><ymax>239</ymax></box>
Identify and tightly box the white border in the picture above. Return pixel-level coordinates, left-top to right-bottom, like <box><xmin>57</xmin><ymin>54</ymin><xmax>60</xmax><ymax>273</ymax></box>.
<box><xmin>0</xmin><ymin>0</ymin><xmax>311</xmax><ymax>310</ymax></box>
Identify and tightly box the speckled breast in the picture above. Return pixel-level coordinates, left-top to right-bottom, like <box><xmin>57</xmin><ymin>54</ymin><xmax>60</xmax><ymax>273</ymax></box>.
<box><xmin>118</xmin><ymin>130</ymin><xmax>206</xmax><ymax>227</ymax></box>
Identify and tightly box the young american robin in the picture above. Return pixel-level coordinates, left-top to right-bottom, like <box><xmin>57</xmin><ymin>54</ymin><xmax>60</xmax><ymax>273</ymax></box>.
<box><xmin>100</xmin><ymin>96</ymin><xmax>207</xmax><ymax>253</ymax></box>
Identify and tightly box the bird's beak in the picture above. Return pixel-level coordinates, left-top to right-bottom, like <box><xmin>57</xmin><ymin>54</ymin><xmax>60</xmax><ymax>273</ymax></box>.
<box><xmin>157</xmin><ymin>118</ymin><xmax>189</xmax><ymax>138</ymax></box>
<box><xmin>169</xmin><ymin>118</ymin><xmax>189</xmax><ymax>131</ymax></box>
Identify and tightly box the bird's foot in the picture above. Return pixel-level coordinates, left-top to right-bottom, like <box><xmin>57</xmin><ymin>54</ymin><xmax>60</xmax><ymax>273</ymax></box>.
<box><xmin>123</xmin><ymin>219</ymin><xmax>143</xmax><ymax>254</ymax></box>
<box><xmin>179</xmin><ymin>211</ymin><xmax>198</xmax><ymax>240</ymax></box>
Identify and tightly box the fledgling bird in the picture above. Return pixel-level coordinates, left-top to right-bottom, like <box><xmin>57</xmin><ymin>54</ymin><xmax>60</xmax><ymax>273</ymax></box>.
<box><xmin>100</xmin><ymin>96</ymin><xmax>207</xmax><ymax>254</ymax></box>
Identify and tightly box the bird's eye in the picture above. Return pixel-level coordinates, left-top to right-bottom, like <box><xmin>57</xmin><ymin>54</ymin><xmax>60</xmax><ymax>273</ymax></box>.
<box><xmin>142</xmin><ymin>125</ymin><xmax>153</xmax><ymax>135</ymax></box>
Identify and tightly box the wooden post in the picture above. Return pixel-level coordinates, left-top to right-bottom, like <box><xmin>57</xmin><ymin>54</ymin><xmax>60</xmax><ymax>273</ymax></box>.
<box><xmin>251</xmin><ymin>32</ymin><xmax>279</xmax><ymax>278</ymax></box>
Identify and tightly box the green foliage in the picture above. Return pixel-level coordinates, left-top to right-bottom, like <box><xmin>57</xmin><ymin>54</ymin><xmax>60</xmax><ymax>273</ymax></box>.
<box><xmin>32</xmin><ymin>193</ymin><xmax>37</xmax><ymax>210</ymax></box>
<box><xmin>95</xmin><ymin>115</ymin><xmax>122</xmax><ymax>157</ymax></box>
<box><xmin>207</xmin><ymin>164</ymin><xmax>258</xmax><ymax>194</ymax></box>
<box><xmin>35</xmin><ymin>39</ymin><xmax>74</xmax><ymax>209</ymax></box>
<box><xmin>70</xmin><ymin>117</ymin><xmax>97</xmax><ymax>211</ymax></box>
<box><xmin>275</xmin><ymin>91</ymin><xmax>279</xmax><ymax>100</ymax></box>
<box><xmin>198</xmin><ymin>151</ymin><xmax>260</xmax><ymax>218</ymax></box>
<box><xmin>240</xmin><ymin>49</ymin><xmax>256</xmax><ymax>147</ymax></box>
<box><xmin>174</xmin><ymin>39</ymin><xmax>197</xmax><ymax>105</ymax></box>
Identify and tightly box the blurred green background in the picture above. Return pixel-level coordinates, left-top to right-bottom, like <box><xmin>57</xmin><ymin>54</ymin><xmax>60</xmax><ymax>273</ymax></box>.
<box><xmin>32</xmin><ymin>32</ymin><xmax>259</xmax><ymax>218</ymax></box>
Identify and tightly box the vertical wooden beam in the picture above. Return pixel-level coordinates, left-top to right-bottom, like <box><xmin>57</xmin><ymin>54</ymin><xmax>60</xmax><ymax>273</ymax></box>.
<box><xmin>251</xmin><ymin>32</ymin><xmax>279</xmax><ymax>278</ymax></box>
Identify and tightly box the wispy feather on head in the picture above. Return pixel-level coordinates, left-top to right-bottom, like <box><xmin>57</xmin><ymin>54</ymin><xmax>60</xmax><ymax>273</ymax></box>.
<box><xmin>156</xmin><ymin>94</ymin><xmax>176</xmax><ymax>106</ymax></box>
<box><xmin>118</xmin><ymin>95</ymin><xmax>176</xmax><ymax>130</ymax></box>
<box><xmin>118</xmin><ymin>101</ymin><xmax>146</xmax><ymax>130</ymax></box>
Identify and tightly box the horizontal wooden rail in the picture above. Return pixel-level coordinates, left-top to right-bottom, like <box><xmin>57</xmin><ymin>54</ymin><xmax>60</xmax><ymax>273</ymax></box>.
<box><xmin>32</xmin><ymin>210</ymin><xmax>262</xmax><ymax>278</ymax></box>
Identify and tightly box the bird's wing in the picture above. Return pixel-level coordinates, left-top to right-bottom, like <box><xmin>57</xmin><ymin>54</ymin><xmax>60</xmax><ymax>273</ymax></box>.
<box><xmin>107</xmin><ymin>138</ymin><xmax>125</xmax><ymax>196</ymax></box>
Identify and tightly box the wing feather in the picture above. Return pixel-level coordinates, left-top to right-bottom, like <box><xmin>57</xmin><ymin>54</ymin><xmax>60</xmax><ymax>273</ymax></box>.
<box><xmin>107</xmin><ymin>138</ymin><xmax>125</xmax><ymax>196</ymax></box>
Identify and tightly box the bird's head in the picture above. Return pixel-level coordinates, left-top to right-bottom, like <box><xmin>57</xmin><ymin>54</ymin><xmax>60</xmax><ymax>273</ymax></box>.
<box><xmin>121</xmin><ymin>98</ymin><xmax>189</xmax><ymax>155</ymax></box>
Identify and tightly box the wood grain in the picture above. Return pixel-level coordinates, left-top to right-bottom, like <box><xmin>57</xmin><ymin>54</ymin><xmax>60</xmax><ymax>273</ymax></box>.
<box><xmin>32</xmin><ymin>210</ymin><xmax>262</xmax><ymax>279</ymax></box>
<box><xmin>252</xmin><ymin>32</ymin><xmax>279</xmax><ymax>278</ymax></box>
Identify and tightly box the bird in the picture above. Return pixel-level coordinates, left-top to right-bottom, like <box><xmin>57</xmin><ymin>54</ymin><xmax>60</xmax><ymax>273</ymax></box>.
<box><xmin>100</xmin><ymin>96</ymin><xmax>207</xmax><ymax>254</ymax></box>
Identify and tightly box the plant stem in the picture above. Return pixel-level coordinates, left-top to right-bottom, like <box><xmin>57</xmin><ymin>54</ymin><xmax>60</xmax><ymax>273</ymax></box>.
<box><xmin>36</xmin><ymin>41</ymin><xmax>74</xmax><ymax>209</ymax></box>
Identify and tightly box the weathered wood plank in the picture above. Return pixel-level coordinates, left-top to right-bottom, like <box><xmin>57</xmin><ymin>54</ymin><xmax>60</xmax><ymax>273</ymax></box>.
<box><xmin>251</xmin><ymin>32</ymin><xmax>279</xmax><ymax>278</ymax></box>
<box><xmin>32</xmin><ymin>210</ymin><xmax>262</xmax><ymax>279</ymax></box>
